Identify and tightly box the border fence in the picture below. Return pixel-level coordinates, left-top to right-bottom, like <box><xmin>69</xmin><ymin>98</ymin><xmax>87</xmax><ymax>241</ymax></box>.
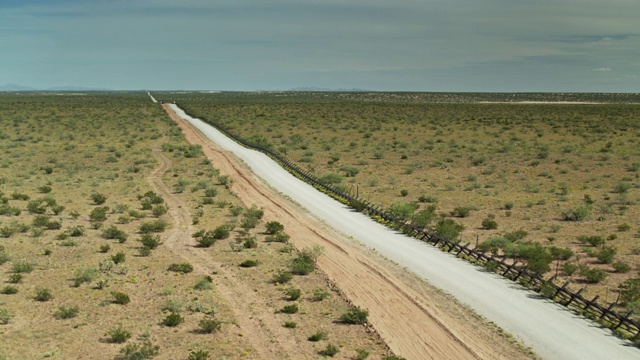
<box><xmin>177</xmin><ymin>104</ymin><xmax>640</xmax><ymax>341</ymax></box>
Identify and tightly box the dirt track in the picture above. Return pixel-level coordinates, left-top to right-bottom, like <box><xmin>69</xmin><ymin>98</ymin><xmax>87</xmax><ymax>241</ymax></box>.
<box><xmin>161</xmin><ymin>104</ymin><xmax>532</xmax><ymax>360</ymax></box>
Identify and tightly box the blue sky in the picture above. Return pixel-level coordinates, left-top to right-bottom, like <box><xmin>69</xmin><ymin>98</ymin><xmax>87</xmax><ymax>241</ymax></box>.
<box><xmin>1</xmin><ymin>0</ymin><xmax>638</xmax><ymax>91</ymax></box>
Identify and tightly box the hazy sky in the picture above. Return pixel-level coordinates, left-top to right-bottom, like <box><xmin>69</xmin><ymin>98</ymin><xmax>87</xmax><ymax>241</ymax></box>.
<box><xmin>1</xmin><ymin>0</ymin><xmax>638</xmax><ymax>91</ymax></box>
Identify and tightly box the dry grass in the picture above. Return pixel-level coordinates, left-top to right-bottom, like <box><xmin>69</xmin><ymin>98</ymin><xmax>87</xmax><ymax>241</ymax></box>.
<box><xmin>165</xmin><ymin>91</ymin><xmax>640</xmax><ymax>318</ymax></box>
<box><xmin>0</xmin><ymin>93</ymin><xmax>389</xmax><ymax>359</ymax></box>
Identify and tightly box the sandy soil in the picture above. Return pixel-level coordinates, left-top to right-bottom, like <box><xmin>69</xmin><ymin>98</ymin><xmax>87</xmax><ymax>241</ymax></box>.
<box><xmin>162</xmin><ymin>104</ymin><xmax>534</xmax><ymax>360</ymax></box>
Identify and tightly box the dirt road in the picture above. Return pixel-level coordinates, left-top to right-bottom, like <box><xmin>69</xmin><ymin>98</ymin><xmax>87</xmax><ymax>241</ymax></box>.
<box><xmin>162</xmin><ymin>104</ymin><xmax>533</xmax><ymax>360</ymax></box>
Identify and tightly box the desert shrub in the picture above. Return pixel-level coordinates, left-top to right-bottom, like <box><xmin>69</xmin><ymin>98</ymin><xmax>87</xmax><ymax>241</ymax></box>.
<box><xmin>340</xmin><ymin>306</ymin><xmax>368</xmax><ymax>324</ymax></box>
<box><xmin>89</xmin><ymin>206</ymin><xmax>109</xmax><ymax>222</ymax></box>
<box><xmin>418</xmin><ymin>195</ymin><xmax>438</xmax><ymax>203</ymax></box>
<box><xmin>613</xmin><ymin>261</ymin><xmax>631</xmax><ymax>273</ymax></box>
<box><xmin>481</xmin><ymin>218</ymin><xmax>498</xmax><ymax>230</ymax></box>
<box><xmin>119</xmin><ymin>339</ymin><xmax>159</xmax><ymax>360</ymax></box>
<box><xmin>400</xmin><ymin>189</ymin><xmax>409</xmax><ymax>197</ymax></box>
<box><xmin>111</xmin><ymin>251</ymin><xmax>126</xmax><ymax>264</ymax></box>
<box><xmin>319</xmin><ymin>344</ymin><xmax>339</xmax><ymax>357</ymax></box>
<box><xmin>34</xmin><ymin>287</ymin><xmax>53</xmax><ymax>302</ymax></box>
<box><xmin>8</xmin><ymin>274</ymin><xmax>23</xmax><ymax>284</ymax></box>
<box><xmin>111</xmin><ymin>291</ymin><xmax>131</xmax><ymax>304</ymax></box>
<box><xmin>102</xmin><ymin>225</ymin><xmax>128</xmax><ymax>243</ymax></box>
<box><xmin>162</xmin><ymin>312</ymin><xmax>184</xmax><ymax>327</ymax></box>
<box><xmin>151</xmin><ymin>205</ymin><xmax>167</xmax><ymax>218</ymax></box>
<box><xmin>1</xmin><ymin>286</ymin><xmax>18</xmax><ymax>295</ymax></box>
<box><xmin>211</xmin><ymin>225</ymin><xmax>230</xmax><ymax>239</ymax></box>
<box><xmin>432</xmin><ymin>218</ymin><xmax>464</xmax><ymax>240</ymax></box>
<box><xmin>239</xmin><ymin>259</ymin><xmax>258</xmax><ymax>268</ymax></box>
<box><xmin>312</xmin><ymin>289</ymin><xmax>330</xmax><ymax>301</ymax></box>
<box><xmin>106</xmin><ymin>326</ymin><xmax>132</xmax><ymax>343</ymax></box>
<box><xmin>139</xmin><ymin>233</ymin><xmax>162</xmax><ymax>249</ymax></box>
<box><xmin>55</xmin><ymin>305</ymin><xmax>79</xmax><ymax>319</ymax></box>
<box><xmin>613</xmin><ymin>182</ymin><xmax>632</xmax><ymax>194</ymax></box>
<box><xmin>450</xmin><ymin>206</ymin><xmax>474</xmax><ymax>218</ymax></box>
<box><xmin>139</xmin><ymin>219</ymin><xmax>168</xmax><ymax>233</ymax></box>
<box><xmin>562</xmin><ymin>206</ymin><xmax>591</xmax><ymax>221</ymax></box>
<box><xmin>283</xmin><ymin>321</ymin><xmax>297</xmax><ymax>328</ymax></box>
<box><xmin>284</xmin><ymin>288</ymin><xmax>302</xmax><ymax>301</ymax></box>
<box><xmin>388</xmin><ymin>202</ymin><xmax>418</xmax><ymax>220</ymax></box>
<box><xmin>194</xmin><ymin>230</ymin><xmax>217</xmax><ymax>248</ymax></box>
<box><xmin>619</xmin><ymin>279</ymin><xmax>640</xmax><ymax>305</ymax></box>
<box><xmin>278</xmin><ymin>304</ymin><xmax>299</xmax><ymax>314</ymax></box>
<box><xmin>272</xmin><ymin>270</ymin><xmax>293</xmax><ymax>284</ymax></box>
<box><xmin>355</xmin><ymin>349</ymin><xmax>370</xmax><ymax>360</ymax></box>
<box><xmin>198</xmin><ymin>317</ymin><xmax>222</xmax><ymax>333</ymax></box>
<box><xmin>265</xmin><ymin>221</ymin><xmax>284</xmax><ymax>234</ymax></box>
<box><xmin>12</xmin><ymin>259</ymin><xmax>34</xmax><ymax>273</ymax></box>
<box><xmin>91</xmin><ymin>193</ymin><xmax>107</xmax><ymax>205</ymax></box>
<box><xmin>204</xmin><ymin>188</ymin><xmax>218</xmax><ymax>197</ymax></box>
<box><xmin>478</xmin><ymin>237</ymin><xmax>510</xmax><ymax>254</ymax></box>
<box><xmin>617</xmin><ymin>223</ymin><xmax>631</xmax><ymax>232</ymax></box>
<box><xmin>593</xmin><ymin>245</ymin><xmax>617</xmax><ymax>264</ymax></box>
<box><xmin>265</xmin><ymin>232</ymin><xmax>290</xmax><ymax>243</ymax></box>
<box><xmin>194</xmin><ymin>276</ymin><xmax>213</xmax><ymax>291</ymax></box>
<box><xmin>578</xmin><ymin>235</ymin><xmax>605</xmax><ymax>247</ymax></box>
<box><xmin>168</xmin><ymin>262</ymin><xmax>193</xmax><ymax>273</ymax></box>
<box><xmin>243</xmin><ymin>236</ymin><xmax>258</xmax><ymax>249</ymax></box>
<box><xmin>68</xmin><ymin>225</ymin><xmax>85</xmax><ymax>237</ymax></box>
<box><xmin>308</xmin><ymin>331</ymin><xmax>327</xmax><ymax>341</ymax></box>
<box><xmin>562</xmin><ymin>262</ymin><xmax>579</xmax><ymax>276</ymax></box>
<box><xmin>0</xmin><ymin>309</ymin><xmax>13</xmax><ymax>324</ymax></box>
<box><xmin>0</xmin><ymin>249</ymin><xmax>10</xmax><ymax>265</ymax></box>
<box><xmin>581</xmin><ymin>267</ymin><xmax>607</xmax><ymax>283</ymax></box>
<box><xmin>188</xmin><ymin>350</ymin><xmax>210</xmax><ymax>360</ymax></box>
<box><xmin>129</xmin><ymin>210</ymin><xmax>146</xmax><ymax>219</ymax></box>
<box><xmin>290</xmin><ymin>257</ymin><xmax>315</xmax><ymax>275</ymax></box>
<box><xmin>138</xmin><ymin>247</ymin><xmax>152</xmax><ymax>257</ymax></box>
<box><xmin>73</xmin><ymin>267</ymin><xmax>98</xmax><ymax>287</ymax></box>
<box><xmin>27</xmin><ymin>199</ymin><xmax>46</xmax><ymax>214</ymax></box>
<box><xmin>549</xmin><ymin>247</ymin><xmax>574</xmax><ymax>261</ymax></box>
<box><xmin>99</xmin><ymin>244</ymin><xmax>111</xmax><ymax>253</ymax></box>
<box><xmin>503</xmin><ymin>229</ymin><xmax>528</xmax><ymax>242</ymax></box>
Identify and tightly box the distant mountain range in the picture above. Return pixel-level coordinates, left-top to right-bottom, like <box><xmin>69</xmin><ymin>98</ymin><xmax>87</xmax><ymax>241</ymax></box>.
<box><xmin>0</xmin><ymin>84</ymin><xmax>111</xmax><ymax>91</ymax></box>
<box><xmin>288</xmin><ymin>87</ymin><xmax>369</xmax><ymax>92</ymax></box>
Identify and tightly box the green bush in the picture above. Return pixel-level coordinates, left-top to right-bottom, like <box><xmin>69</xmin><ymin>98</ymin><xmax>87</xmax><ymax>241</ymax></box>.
<box><xmin>0</xmin><ymin>309</ymin><xmax>13</xmax><ymax>324</ymax></box>
<box><xmin>581</xmin><ymin>267</ymin><xmax>607</xmax><ymax>283</ymax></box>
<box><xmin>284</xmin><ymin>288</ymin><xmax>302</xmax><ymax>301</ymax></box>
<box><xmin>111</xmin><ymin>251</ymin><xmax>126</xmax><ymax>264</ymax></box>
<box><xmin>278</xmin><ymin>304</ymin><xmax>299</xmax><ymax>314</ymax></box>
<box><xmin>102</xmin><ymin>225</ymin><xmax>128</xmax><ymax>243</ymax></box>
<box><xmin>73</xmin><ymin>267</ymin><xmax>98</xmax><ymax>287</ymax></box>
<box><xmin>194</xmin><ymin>230</ymin><xmax>217</xmax><ymax>247</ymax></box>
<box><xmin>562</xmin><ymin>206</ymin><xmax>591</xmax><ymax>221</ymax></box>
<box><xmin>119</xmin><ymin>339</ymin><xmax>159</xmax><ymax>360</ymax></box>
<box><xmin>168</xmin><ymin>262</ymin><xmax>194</xmax><ymax>274</ymax></box>
<box><xmin>283</xmin><ymin>321</ymin><xmax>297</xmax><ymax>328</ymax></box>
<box><xmin>212</xmin><ymin>225</ymin><xmax>230</xmax><ymax>239</ymax></box>
<box><xmin>12</xmin><ymin>259</ymin><xmax>34</xmax><ymax>273</ymax></box>
<box><xmin>308</xmin><ymin>331</ymin><xmax>327</xmax><ymax>341</ymax></box>
<box><xmin>481</xmin><ymin>218</ymin><xmax>498</xmax><ymax>230</ymax></box>
<box><xmin>188</xmin><ymin>350</ymin><xmax>210</xmax><ymax>360</ymax></box>
<box><xmin>106</xmin><ymin>326</ymin><xmax>132</xmax><ymax>343</ymax></box>
<box><xmin>55</xmin><ymin>305</ymin><xmax>79</xmax><ymax>319</ymax></box>
<box><xmin>34</xmin><ymin>287</ymin><xmax>53</xmax><ymax>302</ymax></box>
<box><xmin>99</xmin><ymin>244</ymin><xmax>111</xmax><ymax>253</ymax></box>
<box><xmin>162</xmin><ymin>312</ymin><xmax>184</xmax><ymax>327</ymax></box>
<box><xmin>8</xmin><ymin>274</ymin><xmax>23</xmax><ymax>284</ymax></box>
<box><xmin>139</xmin><ymin>220</ymin><xmax>168</xmax><ymax>233</ymax></box>
<box><xmin>272</xmin><ymin>270</ymin><xmax>293</xmax><ymax>284</ymax></box>
<box><xmin>318</xmin><ymin>344</ymin><xmax>339</xmax><ymax>357</ymax></box>
<box><xmin>1</xmin><ymin>286</ymin><xmax>18</xmax><ymax>295</ymax></box>
<box><xmin>198</xmin><ymin>317</ymin><xmax>222</xmax><ymax>333</ymax></box>
<box><xmin>91</xmin><ymin>193</ymin><xmax>107</xmax><ymax>205</ymax></box>
<box><xmin>613</xmin><ymin>261</ymin><xmax>631</xmax><ymax>273</ymax></box>
<box><xmin>139</xmin><ymin>233</ymin><xmax>162</xmax><ymax>249</ymax></box>
<box><xmin>111</xmin><ymin>291</ymin><xmax>131</xmax><ymax>305</ymax></box>
<box><xmin>340</xmin><ymin>306</ymin><xmax>368</xmax><ymax>324</ymax></box>
<box><xmin>450</xmin><ymin>206</ymin><xmax>474</xmax><ymax>218</ymax></box>
<box><xmin>265</xmin><ymin>221</ymin><xmax>284</xmax><ymax>234</ymax></box>
<box><xmin>562</xmin><ymin>262</ymin><xmax>579</xmax><ymax>276</ymax></box>
<box><xmin>239</xmin><ymin>259</ymin><xmax>258</xmax><ymax>268</ymax></box>
<box><xmin>593</xmin><ymin>245</ymin><xmax>617</xmax><ymax>264</ymax></box>
<box><xmin>151</xmin><ymin>205</ymin><xmax>168</xmax><ymax>217</ymax></box>
<box><xmin>89</xmin><ymin>206</ymin><xmax>109</xmax><ymax>222</ymax></box>
<box><xmin>432</xmin><ymin>218</ymin><xmax>464</xmax><ymax>240</ymax></box>
<box><xmin>265</xmin><ymin>232</ymin><xmax>290</xmax><ymax>243</ymax></box>
<box><xmin>194</xmin><ymin>277</ymin><xmax>213</xmax><ymax>291</ymax></box>
<box><xmin>312</xmin><ymin>290</ymin><xmax>330</xmax><ymax>301</ymax></box>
